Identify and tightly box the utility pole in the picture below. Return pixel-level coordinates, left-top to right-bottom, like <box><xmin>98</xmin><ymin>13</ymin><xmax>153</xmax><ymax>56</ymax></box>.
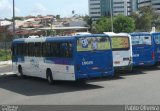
<box><xmin>13</xmin><ymin>0</ymin><xmax>15</xmax><ymax>38</ymax></box>
<box><xmin>110</xmin><ymin>0</ymin><xmax>113</xmax><ymax>32</ymax></box>
<box><xmin>12</xmin><ymin>0</ymin><xmax>15</xmax><ymax>70</ymax></box>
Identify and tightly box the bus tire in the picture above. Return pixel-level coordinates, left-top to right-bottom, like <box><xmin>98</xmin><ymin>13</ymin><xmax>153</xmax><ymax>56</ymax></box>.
<box><xmin>18</xmin><ymin>65</ymin><xmax>25</xmax><ymax>78</ymax></box>
<box><xmin>113</xmin><ymin>72</ymin><xmax>119</xmax><ymax>78</ymax></box>
<box><xmin>46</xmin><ymin>69</ymin><xmax>54</xmax><ymax>85</ymax></box>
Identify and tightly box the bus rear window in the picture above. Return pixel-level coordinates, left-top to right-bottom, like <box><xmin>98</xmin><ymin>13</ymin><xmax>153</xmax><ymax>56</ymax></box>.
<box><xmin>77</xmin><ymin>37</ymin><xmax>111</xmax><ymax>52</ymax></box>
<box><xmin>154</xmin><ymin>35</ymin><xmax>160</xmax><ymax>44</ymax></box>
<box><xmin>132</xmin><ymin>35</ymin><xmax>151</xmax><ymax>45</ymax></box>
<box><xmin>111</xmin><ymin>36</ymin><xmax>130</xmax><ymax>51</ymax></box>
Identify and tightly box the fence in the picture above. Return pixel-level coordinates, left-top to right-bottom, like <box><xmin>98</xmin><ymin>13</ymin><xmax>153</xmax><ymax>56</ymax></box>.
<box><xmin>0</xmin><ymin>42</ymin><xmax>11</xmax><ymax>50</ymax></box>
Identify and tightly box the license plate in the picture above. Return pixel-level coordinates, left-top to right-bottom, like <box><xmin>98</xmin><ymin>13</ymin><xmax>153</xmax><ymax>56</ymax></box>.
<box><xmin>115</xmin><ymin>61</ymin><xmax>120</xmax><ymax>64</ymax></box>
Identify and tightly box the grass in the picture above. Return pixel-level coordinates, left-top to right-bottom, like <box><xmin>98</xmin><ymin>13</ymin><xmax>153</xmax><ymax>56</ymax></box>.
<box><xmin>0</xmin><ymin>49</ymin><xmax>11</xmax><ymax>61</ymax></box>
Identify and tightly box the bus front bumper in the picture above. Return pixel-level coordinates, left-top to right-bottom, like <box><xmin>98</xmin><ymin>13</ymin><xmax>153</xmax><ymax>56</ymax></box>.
<box><xmin>133</xmin><ymin>61</ymin><xmax>155</xmax><ymax>67</ymax></box>
<box><xmin>75</xmin><ymin>70</ymin><xmax>114</xmax><ymax>80</ymax></box>
<box><xmin>114</xmin><ymin>65</ymin><xmax>132</xmax><ymax>72</ymax></box>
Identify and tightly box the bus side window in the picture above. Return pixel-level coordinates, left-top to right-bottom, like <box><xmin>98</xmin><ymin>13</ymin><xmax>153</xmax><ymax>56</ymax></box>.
<box><xmin>28</xmin><ymin>43</ymin><xmax>35</xmax><ymax>56</ymax></box>
<box><xmin>42</xmin><ymin>43</ymin><xmax>45</xmax><ymax>57</ymax></box>
<box><xmin>60</xmin><ymin>43</ymin><xmax>67</xmax><ymax>57</ymax></box>
<box><xmin>50</xmin><ymin>43</ymin><xmax>59</xmax><ymax>57</ymax></box>
<box><xmin>24</xmin><ymin>43</ymin><xmax>28</xmax><ymax>56</ymax></box>
<box><xmin>35</xmin><ymin>43</ymin><xmax>42</xmax><ymax>57</ymax></box>
<box><xmin>12</xmin><ymin>44</ymin><xmax>16</xmax><ymax>57</ymax></box>
<box><xmin>42</xmin><ymin>43</ymin><xmax>51</xmax><ymax>57</ymax></box>
<box><xmin>16</xmin><ymin>43</ymin><xmax>24</xmax><ymax>56</ymax></box>
<box><xmin>60</xmin><ymin>42</ymin><xmax>73</xmax><ymax>58</ymax></box>
<box><xmin>66</xmin><ymin>42</ymin><xmax>73</xmax><ymax>58</ymax></box>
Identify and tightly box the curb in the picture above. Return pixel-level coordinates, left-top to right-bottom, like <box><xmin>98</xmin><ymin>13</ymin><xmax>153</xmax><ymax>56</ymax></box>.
<box><xmin>0</xmin><ymin>60</ymin><xmax>12</xmax><ymax>66</ymax></box>
<box><xmin>0</xmin><ymin>72</ymin><xmax>15</xmax><ymax>76</ymax></box>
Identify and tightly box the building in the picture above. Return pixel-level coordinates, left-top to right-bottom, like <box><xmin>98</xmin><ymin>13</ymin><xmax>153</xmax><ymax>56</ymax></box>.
<box><xmin>151</xmin><ymin>0</ymin><xmax>160</xmax><ymax>13</ymax></box>
<box><xmin>89</xmin><ymin>0</ymin><xmax>138</xmax><ymax>20</ymax></box>
<box><xmin>100</xmin><ymin>0</ymin><xmax>112</xmax><ymax>17</ymax></box>
<box><xmin>89</xmin><ymin>0</ymin><xmax>112</xmax><ymax>20</ymax></box>
<box><xmin>113</xmin><ymin>0</ymin><xmax>138</xmax><ymax>16</ymax></box>
<box><xmin>89</xmin><ymin>0</ymin><xmax>101</xmax><ymax>20</ymax></box>
<box><xmin>113</xmin><ymin>0</ymin><xmax>130</xmax><ymax>16</ymax></box>
<box><xmin>131</xmin><ymin>0</ymin><xmax>138</xmax><ymax>12</ymax></box>
<box><xmin>0</xmin><ymin>20</ymin><xmax>12</xmax><ymax>27</ymax></box>
<box><xmin>138</xmin><ymin>0</ymin><xmax>160</xmax><ymax>13</ymax></box>
<box><xmin>138</xmin><ymin>0</ymin><xmax>151</xmax><ymax>8</ymax></box>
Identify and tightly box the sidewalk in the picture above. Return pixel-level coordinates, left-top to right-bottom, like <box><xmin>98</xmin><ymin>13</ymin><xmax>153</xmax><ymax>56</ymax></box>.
<box><xmin>0</xmin><ymin>71</ymin><xmax>15</xmax><ymax>76</ymax></box>
<box><xmin>0</xmin><ymin>60</ymin><xmax>15</xmax><ymax>76</ymax></box>
<box><xmin>0</xmin><ymin>60</ymin><xmax>12</xmax><ymax>66</ymax></box>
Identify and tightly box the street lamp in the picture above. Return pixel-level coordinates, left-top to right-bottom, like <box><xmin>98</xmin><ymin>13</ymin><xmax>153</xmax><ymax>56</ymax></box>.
<box><xmin>12</xmin><ymin>0</ymin><xmax>15</xmax><ymax>70</ymax></box>
<box><xmin>110</xmin><ymin>0</ymin><xmax>113</xmax><ymax>32</ymax></box>
<box><xmin>13</xmin><ymin>0</ymin><xmax>15</xmax><ymax>37</ymax></box>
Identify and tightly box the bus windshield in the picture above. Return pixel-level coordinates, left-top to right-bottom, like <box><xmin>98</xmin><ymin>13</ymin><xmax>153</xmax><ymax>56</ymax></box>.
<box><xmin>111</xmin><ymin>36</ymin><xmax>130</xmax><ymax>51</ymax></box>
<box><xmin>132</xmin><ymin>35</ymin><xmax>151</xmax><ymax>45</ymax></box>
<box><xmin>154</xmin><ymin>35</ymin><xmax>160</xmax><ymax>44</ymax></box>
<box><xmin>77</xmin><ymin>37</ymin><xmax>111</xmax><ymax>51</ymax></box>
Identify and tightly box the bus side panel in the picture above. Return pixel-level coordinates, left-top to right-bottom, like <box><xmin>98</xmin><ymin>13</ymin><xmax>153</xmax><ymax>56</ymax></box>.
<box><xmin>43</xmin><ymin>57</ymin><xmax>76</xmax><ymax>81</ymax></box>
<box><xmin>152</xmin><ymin>33</ymin><xmax>160</xmax><ymax>65</ymax></box>
<box><xmin>132</xmin><ymin>45</ymin><xmax>155</xmax><ymax>66</ymax></box>
<box><xmin>74</xmin><ymin>51</ymin><xmax>114</xmax><ymax>80</ymax></box>
<box><xmin>154</xmin><ymin>44</ymin><xmax>160</xmax><ymax>64</ymax></box>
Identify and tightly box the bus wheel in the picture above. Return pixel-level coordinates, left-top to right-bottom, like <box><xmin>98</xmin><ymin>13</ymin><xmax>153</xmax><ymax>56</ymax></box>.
<box><xmin>18</xmin><ymin>65</ymin><xmax>25</xmax><ymax>78</ymax></box>
<box><xmin>46</xmin><ymin>69</ymin><xmax>54</xmax><ymax>85</ymax></box>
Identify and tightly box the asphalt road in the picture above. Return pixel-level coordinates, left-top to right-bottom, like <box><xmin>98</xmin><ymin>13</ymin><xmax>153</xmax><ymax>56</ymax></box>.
<box><xmin>0</xmin><ymin>65</ymin><xmax>12</xmax><ymax>73</ymax></box>
<box><xmin>0</xmin><ymin>65</ymin><xmax>160</xmax><ymax>105</ymax></box>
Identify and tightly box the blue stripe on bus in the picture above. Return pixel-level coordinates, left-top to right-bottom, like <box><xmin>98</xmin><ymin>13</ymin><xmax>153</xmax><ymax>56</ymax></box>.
<box><xmin>44</xmin><ymin>57</ymin><xmax>74</xmax><ymax>65</ymax></box>
<box><xmin>45</xmin><ymin>37</ymin><xmax>75</xmax><ymax>42</ymax></box>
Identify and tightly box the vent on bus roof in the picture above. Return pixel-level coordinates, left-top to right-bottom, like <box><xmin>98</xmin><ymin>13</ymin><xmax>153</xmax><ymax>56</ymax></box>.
<box><xmin>28</xmin><ymin>36</ymin><xmax>39</xmax><ymax>38</ymax></box>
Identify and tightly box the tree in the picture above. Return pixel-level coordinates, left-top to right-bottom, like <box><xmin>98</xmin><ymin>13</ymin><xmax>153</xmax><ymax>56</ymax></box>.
<box><xmin>131</xmin><ymin>6</ymin><xmax>158</xmax><ymax>31</ymax></box>
<box><xmin>46</xmin><ymin>30</ymin><xmax>56</xmax><ymax>36</ymax></box>
<box><xmin>56</xmin><ymin>15</ymin><xmax>61</xmax><ymax>20</ymax></box>
<box><xmin>113</xmin><ymin>14</ymin><xmax>135</xmax><ymax>33</ymax></box>
<box><xmin>95</xmin><ymin>17</ymin><xmax>112</xmax><ymax>33</ymax></box>
<box><xmin>83</xmin><ymin>15</ymin><xmax>92</xmax><ymax>31</ymax></box>
<box><xmin>72</xmin><ymin>10</ymin><xmax>75</xmax><ymax>15</ymax></box>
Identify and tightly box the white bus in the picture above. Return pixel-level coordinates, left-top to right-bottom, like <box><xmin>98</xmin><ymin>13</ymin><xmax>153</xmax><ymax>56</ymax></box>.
<box><xmin>104</xmin><ymin>32</ymin><xmax>133</xmax><ymax>72</ymax></box>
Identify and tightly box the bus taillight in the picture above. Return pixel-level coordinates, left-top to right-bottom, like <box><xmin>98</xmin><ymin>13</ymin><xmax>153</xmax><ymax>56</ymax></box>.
<box><xmin>152</xmin><ymin>52</ymin><xmax>155</xmax><ymax>60</ymax></box>
<box><xmin>76</xmin><ymin>64</ymin><xmax>81</xmax><ymax>72</ymax></box>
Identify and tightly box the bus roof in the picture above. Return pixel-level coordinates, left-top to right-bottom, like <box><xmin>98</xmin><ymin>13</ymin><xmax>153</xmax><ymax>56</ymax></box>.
<box><xmin>130</xmin><ymin>32</ymin><xmax>160</xmax><ymax>36</ymax></box>
<box><xmin>13</xmin><ymin>34</ymin><xmax>110</xmax><ymax>43</ymax></box>
<box><xmin>104</xmin><ymin>32</ymin><xmax>130</xmax><ymax>37</ymax></box>
<box><xmin>74</xmin><ymin>32</ymin><xmax>91</xmax><ymax>35</ymax></box>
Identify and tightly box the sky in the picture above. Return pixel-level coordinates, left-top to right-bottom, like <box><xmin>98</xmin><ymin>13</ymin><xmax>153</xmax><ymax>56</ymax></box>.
<box><xmin>0</xmin><ymin>0</ymin><xmax>88</xmax><ymax>19</ymax></box>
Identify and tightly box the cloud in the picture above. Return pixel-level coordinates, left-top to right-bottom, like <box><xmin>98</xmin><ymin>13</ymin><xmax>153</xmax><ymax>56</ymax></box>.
<box><xmin>31</xmin><ymin>3</ymin><xmax>47</xmax><ymax>16</ymax></box>
<box><xmin>0</xmin><ymin>0</ymin><xmax>20</xmax><ymax>19</ymax></box>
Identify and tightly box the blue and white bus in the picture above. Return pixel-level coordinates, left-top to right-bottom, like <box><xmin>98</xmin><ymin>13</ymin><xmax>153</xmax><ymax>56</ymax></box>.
<box><xmin>130</xmin><ymin>32</ymin><xmax>160</xmax><ymax>66</ymax></box>
<box><xmin>152</xmin><ymin>32</ymin><xmax>160</xmax><ymax>65</ymax></box>
<box><xmin>12</xmin><ymin>34</ymin><xmax>114</xmax><ymax>84</ymax></box>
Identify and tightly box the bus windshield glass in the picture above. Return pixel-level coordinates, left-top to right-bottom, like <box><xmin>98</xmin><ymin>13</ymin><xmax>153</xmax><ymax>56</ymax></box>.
<box><xmin>132</xmin><ymin>35</ymin><xmax>151</xmax><ymax>45</ymax></box>
<box><xmin>77</xmin><ymin>37</ymin><xmax>111</xmax><ymax>51</ymax></box>
<box><xmin>154</xmin><ymin>35</ymin><xmax>160</xmax><ymax>44</ymax></box>
<box><xmin>111</xmin><ymin>36</ymin><xmax>130</xmax><ymax>50</ymax></box>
